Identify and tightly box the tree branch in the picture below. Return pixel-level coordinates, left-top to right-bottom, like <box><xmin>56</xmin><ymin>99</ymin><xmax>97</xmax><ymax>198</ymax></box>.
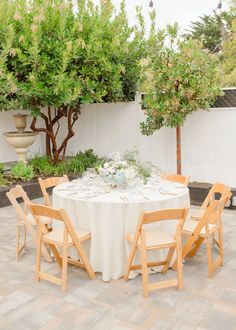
<box><xmin>57</xmin><ymin>107</ymin><xmax>78</xmax><ymax>156</ymax></box>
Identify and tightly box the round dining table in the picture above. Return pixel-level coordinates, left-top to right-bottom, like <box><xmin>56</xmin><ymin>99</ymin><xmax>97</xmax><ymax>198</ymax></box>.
<box><xmin>52</xmin><ymin>179</ymin><xmax>190</xmax><ymax>281</ymax></box>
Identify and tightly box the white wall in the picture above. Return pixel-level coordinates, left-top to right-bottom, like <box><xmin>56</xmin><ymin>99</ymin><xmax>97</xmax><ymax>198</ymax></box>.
<box><xmin>63</xmin><ymin>96</ymin><xmax>176</xmax><ymax>174</ymax></box>
<box><xmin>182</xmin><ymin>108</ymin><xmax>236</xmax><ymax>187</ymax></box>
<box><xmin>1</xmin><ymin>96</ymin><xmax>236</xmax><ymax>187</ymax></box>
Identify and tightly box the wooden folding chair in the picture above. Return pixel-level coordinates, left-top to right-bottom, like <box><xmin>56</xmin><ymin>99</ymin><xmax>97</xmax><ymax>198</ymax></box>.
<box><xmin>162</xmin><ymin>174</ymin><xmax>189</xmax><ymax>186</ymax></box>
<box><xmin>173</xmin><ymin>197</ymin><xmax>229</xmax><ymax>277</ymax></box>
<box><xmin>6</xmin><ymin>185</ymin><xmax>52</xmax><ymax>262</ymax></box>
<box><xmin>190</xmin><ymin>183</ymin><xmax>231</xmax><ymax>221</ymax></box>
<box><xmin>124</xmin><ymin>208</ymin><xmax>188</xmax><ymax>297</ymax></box>
<box><xmin>38</xmin><ymin>175</ymin><xmax>69</xmax><ymax>206</ymax></box>
<box><xmin>28</xmin><ymin>203</ymin><xmax>96</xmax><ymax>291</ymax></box>
<box><xmin>190</xmin><ymin>183</ymin><xmax>231</xmax><ymax>249</ymax></box>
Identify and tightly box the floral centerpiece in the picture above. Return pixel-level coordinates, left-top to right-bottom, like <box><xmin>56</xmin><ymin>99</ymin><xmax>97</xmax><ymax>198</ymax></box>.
<box><xmin>98</xmin><ymin>149</ymin><xmax>153</xmax><ymax>187</ymax></box>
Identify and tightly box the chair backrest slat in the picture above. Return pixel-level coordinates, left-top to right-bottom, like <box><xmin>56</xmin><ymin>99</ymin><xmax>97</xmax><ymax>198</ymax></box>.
<box><xmin>132</xmin><ymin>208</ymin><xmax>188</xmax><ymax>249</ymax></box>
<box><xmin>29</xmin><ymin>203</ymin><xmax>64</xmax><ymax>222</ymax></box>
<box><xmin>38</xmin><ymin>175</ymin><xmax>69</xmax><ymax>206</ymax></box>
<box><xmin>142</xmin><ymin>208</ymin><xmax>189</xmax><ymax>225</ymax></box>
<box><xmin>6</xmin><ymin>185</ymin><xmax>31</xmax><ymax>221</ymax></box>
<box><xmin>201</xmin><ymin>183</ymin><xmax>231</xmax><ymax>210</ymax></box>
<box><xmin>163</xmin><ymin>174</ymin><xmax>189</xmax><ymax>186</ymax></box>
<box><xmin>29</xmin><ymin>204</ymin><xmax>83</xmax><ymax>251</ymax></box>
<box><xmin>207</xmin><ymin>196</ymin><xmax>229</xmax><ymax>225</ymax></box>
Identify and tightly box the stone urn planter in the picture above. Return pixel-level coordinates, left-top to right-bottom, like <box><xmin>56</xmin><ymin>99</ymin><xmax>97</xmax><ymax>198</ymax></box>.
<box><xmin>13</xmin><ymin>114</ymin><xmax>28</xmax><ymax>133</ymax></box>
<box><xmin>4</xmin><ymin>114</ymin><xmax>38</xmax><ymax>163</ymax></box>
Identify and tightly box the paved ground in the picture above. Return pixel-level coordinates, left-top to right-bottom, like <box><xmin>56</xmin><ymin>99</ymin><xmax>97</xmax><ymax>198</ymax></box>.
<box><xmin>0</xmin><ymin>200</ymin><xmax>235</xmax><ymax>330</ymax></box>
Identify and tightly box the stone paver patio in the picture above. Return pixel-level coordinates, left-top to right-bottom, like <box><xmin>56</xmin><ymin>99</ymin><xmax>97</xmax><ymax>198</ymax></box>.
<box><xmin>0</xmin><ymin>200</ymin><xmax>235</xmax><ymax>330</ymax></box>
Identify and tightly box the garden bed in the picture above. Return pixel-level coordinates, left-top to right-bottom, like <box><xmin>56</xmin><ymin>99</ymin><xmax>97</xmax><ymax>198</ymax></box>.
<box><xmin>0</xmin><ymin>149</ymin><xmax>103</xmax><ymax>207</ymax></box>
<box><xmin>0</xmin><ymin>175</ymin><xmax>79</xmax><ymax>208</ymax></box>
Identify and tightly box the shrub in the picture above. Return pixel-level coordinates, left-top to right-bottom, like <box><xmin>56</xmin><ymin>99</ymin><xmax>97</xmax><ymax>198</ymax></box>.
<box><xmin>29</xmin><ymin>156</ymin><xmax>55</xmax><ymax>176</ymax></box>
<box><xmin>0</xmin><ymin>164</ymin><xmax>4</xmax><ymax>175</ymax></box>
<box><xmin>29</xmin><ymin>150</ymin><xmax>101</xmax><ymax>176</ymax></box>
<box><xmin>10</xmin><ymin>162</ymin><xmax>35</xmax><ymax>181</ymax></box>
<box><xmin>0</xmin><ymin>174</ymin><xmax>9</xmax><ymax>187</ymax></box>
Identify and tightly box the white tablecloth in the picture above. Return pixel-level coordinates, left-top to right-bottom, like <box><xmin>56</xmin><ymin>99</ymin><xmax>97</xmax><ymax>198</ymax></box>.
<box><xmin>52</xmin><ymin>181</ymin><xmax>190</xmax><ymax>281</ymax></box>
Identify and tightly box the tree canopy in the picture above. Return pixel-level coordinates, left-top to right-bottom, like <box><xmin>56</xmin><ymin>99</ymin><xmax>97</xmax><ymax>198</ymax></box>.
<box><xmin>222</xmin><ymin>20</ymin><xmax>236</xmax><ymax>86</ymax></box>
<box><xmin>185</xmin><ymin>11</ymin><xmax>235</xmax><ymax>54</ymax></box>
<box><xmin>0</xmin><ymin>0</ymin><xmax>145</xmax><ymax>162</ymax></box>
<box><xmin>185</xmin><ymin>1</ymin><xmax>236</xmax><ymax>87</ymax></box>
<box><xmin>141</xmin><ymin>24</ymin><xmax>221</xmax><ymax>135</ymax></box>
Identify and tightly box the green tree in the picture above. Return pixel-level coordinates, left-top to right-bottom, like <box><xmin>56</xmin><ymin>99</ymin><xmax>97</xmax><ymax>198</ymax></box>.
<box><xmin>185</xmin><ymin>11</ymin><xmax>235</xmax><ymax>54</ymax></box>
<box><xmin>220</xmin><ymin>0</ymin><xmax>236</xmax><ymax>85</ymax></box>
<box><xmin>141</xmin><ymin>23</ymin><xmax>221</xmax><ymax>174</ymax></box>
<box><xmin>222</xmin><ymin>20</ymin><xmax>236</xmax><ymax>86</ymax></box>
<box><xmin>0</xmin><ymin>0</ymin><xmax>145</xmax><ymax>163</ymax></box>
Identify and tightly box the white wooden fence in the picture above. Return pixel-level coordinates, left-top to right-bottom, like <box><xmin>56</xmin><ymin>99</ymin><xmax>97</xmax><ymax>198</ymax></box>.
<box><xmin>1</xmin><ymin>94</ymin><xmax>236</xmax><ymax>187</ymax></box>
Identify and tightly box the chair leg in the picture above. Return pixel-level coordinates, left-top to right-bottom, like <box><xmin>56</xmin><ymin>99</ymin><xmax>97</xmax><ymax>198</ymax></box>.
<box><xmin>186</xmin><ymin>237</ymin><xmax>204</xmax><ymax>258</ymax></box>
<box><xmin>172</xmin><ymin>234</ymin><xmax>196</xmax><ymax>271</ymax></box>
<box><xmin>24</xmin><ymin>224</ymin><xmax>27</xmax><ymax>248</ymax></box>
<box><xmin>16</xmin><ymin>225</ymin><xmax>20</xmax><ymax>262</ymax></box>
<box><xmin>124</xmin><ymin>241</ymin><xmax>137</xmax><ymax>281</ymax></box>
<box><xmin>218</xmin><ymin>226</ymin><xmax>224</xmax><ymax>266</ymax></box>
<box><xmin>162</xmin><ymin>247</ymin><xmax>175</xmax><ymax>274</ymax></box>
<box><xmin>176</xmin><ymin>244</ymin><xmax>183</xmax><ymax>289</ymax></box>
<box><xmin>176</xmin><ymin>226</ymin><xmax>183</xmax><ymax>289</ymax></box>
<box><xmin>141</xmin><ymin>245</ymin><xmax>149</xmax><ymax>297</ymax></box>
<box><xmin>74</xmin><ymin>241</ymin><xmax>96</xmax><ymax>280</ymax></box>
<box><xmin>206</xmin><ymin>236</ymin><xmax>213</xmax><ymax>278</ymax></box>
<box><xmin>50</xmin><ymin>245</ymin><xmax>62</xmax><ymax>268</ymax></box>
<box><xmin>36</xmin><ymin>225</ymin><xmax>42</xmax><ymax>282</ymax></box>
<box><xmin>61</xmin><ymin>243</ymin><xmax>68</xmax><ymax>292</ymax></box>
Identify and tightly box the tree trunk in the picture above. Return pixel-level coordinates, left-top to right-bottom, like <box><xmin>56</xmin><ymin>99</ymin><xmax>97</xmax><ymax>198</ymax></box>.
<box><xmin>176</xmin><ymin>125</ymin><xmax>182</xmax><ymax>175</ymax></box>
<box><xmin>30</xmin><ymin>106</ymin><xmax>80</xmax><ymax>164</ymax></box>
<box><xmin>45</xmin><ymin>134</ymin><xmax>52</xmax><ymax>160</ymax></box>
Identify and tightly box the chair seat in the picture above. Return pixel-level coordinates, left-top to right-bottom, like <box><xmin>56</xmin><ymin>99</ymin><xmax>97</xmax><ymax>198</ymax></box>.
<box><xmin>182</xmin><ymin>219</ymin><xmax>217</xmax><ymax>237</ymax></box>
<box><xmin>27</xmin><ymin>214</ymin><xmax>52</xmax><ymax>225</ymax></box>
<box><xmin>127</xmin><ymin>230</ymin><xmax>176</xmax><ymax>248</ymax></box>
<box><xmin>42</xmin><ymin>227</ymin><xmax>91</xmax><ymax>245</ymax></box>
<box><xmin>190</xmin><ymin>208</ymin><xmax>205</xmax><ymax>220</ymax></box>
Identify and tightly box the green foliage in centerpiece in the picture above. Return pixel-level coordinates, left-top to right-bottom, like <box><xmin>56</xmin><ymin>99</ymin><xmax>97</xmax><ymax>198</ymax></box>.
<box><xmin>98</xmin><ymin>150</ymin><xmax>153</xmax><ymax>187</ymax></box>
